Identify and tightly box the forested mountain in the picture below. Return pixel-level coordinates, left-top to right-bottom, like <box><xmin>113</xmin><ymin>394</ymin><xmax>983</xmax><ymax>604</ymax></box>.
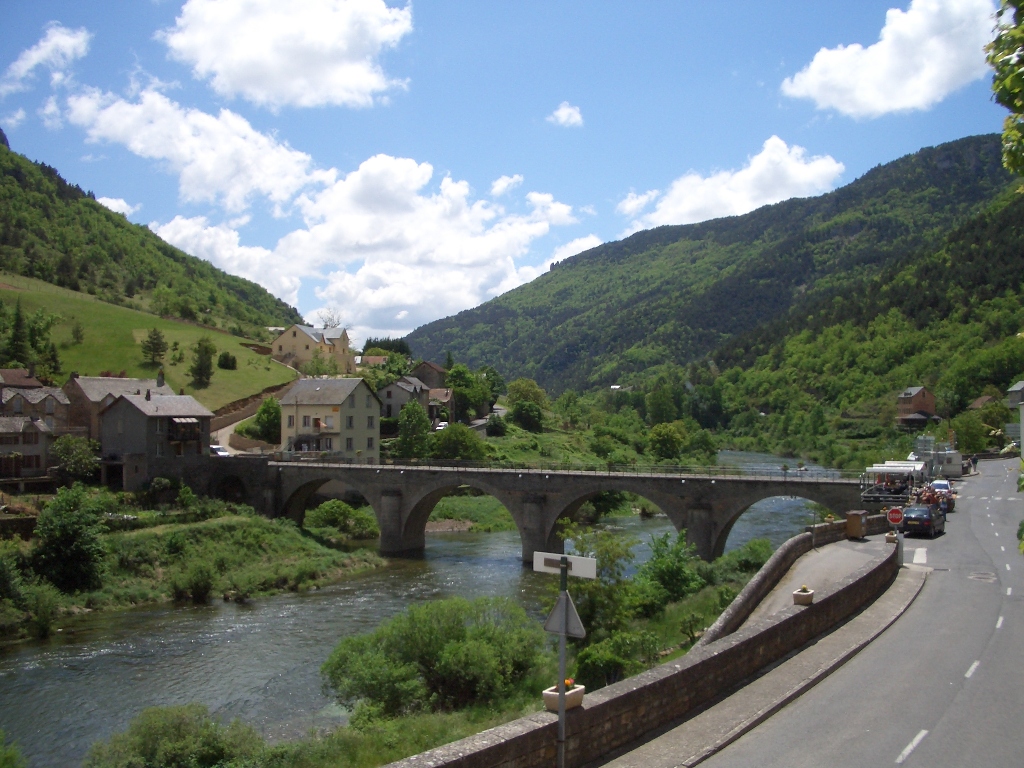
<box><xmin>0</xmin><ymin>128</ymin><xmax>302</xmax><ymax>334</ymax></box>
<box><xmin>407</xmin><ymin>135</ymin><xmax>1014</xmax><ymax>393</ymax></box>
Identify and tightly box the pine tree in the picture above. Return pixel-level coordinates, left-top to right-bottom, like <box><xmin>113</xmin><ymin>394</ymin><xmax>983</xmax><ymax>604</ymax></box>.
<box><xmin>189</xmin><ymin>336</ymin><xmax>216</xmax><ymax>388</ymax></box>
<box><xmin>3</xmin><ymin>299</ymin><xmax>31</xmax><ymax>366</ymax></box>
<box><xmin>141</xmin><ymin>327</ymin><xmax>168</xmax><ymax>364</ymax></box>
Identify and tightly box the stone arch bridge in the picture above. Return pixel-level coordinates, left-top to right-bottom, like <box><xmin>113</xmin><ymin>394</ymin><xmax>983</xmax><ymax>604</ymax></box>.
<box><xmin>153</xmin><ymin>457</ymin><xmax>862</xmax><ymax>561</ymax></box>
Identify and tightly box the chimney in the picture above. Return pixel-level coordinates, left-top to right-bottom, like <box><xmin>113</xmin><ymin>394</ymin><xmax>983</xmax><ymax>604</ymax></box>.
<box><xmin>180</xmin><ymin>388</ymin><xmax>185</xmax><ymax>395</ymax></box>
<box><xmin>70</xmin><ymin>371</ymin><xmax>79</xmax><ymax>379</ymax></box>
<box><xmin>28</xmin><ymin>363</ymin><xmax>35</xmax><ymax>379</ymax></box>
<box><xmin>157</xmin><ymin>369</ymin><xmax>165</xmax><ymax>388</ymax></box>
<box><xmin>145</xmin><ymin>389</ymin><xmax>151</xmax><ymax>401</ymax></box>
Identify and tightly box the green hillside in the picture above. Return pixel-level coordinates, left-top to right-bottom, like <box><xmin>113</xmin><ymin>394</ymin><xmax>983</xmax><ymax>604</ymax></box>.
<box><xmin>407</xmin><ymin>135</ymin><xmax>1014</xmax><ymax>393</ymax></box>
<box><xmin>0</xmin><ymin>132</ymin><xmax>302</xmax><ymax>336</ymax></box>
<box><xmin>0</xmin><ymin>272</ymin><xmax>294</xmax><ymax>411</ymax></box>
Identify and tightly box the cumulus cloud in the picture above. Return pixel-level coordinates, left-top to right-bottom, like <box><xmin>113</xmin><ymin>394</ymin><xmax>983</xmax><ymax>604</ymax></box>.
<box><xmin>2</xmin><ymin>108</ymin><xmax>26</xmax><ymax>129</ymax></box>
<box><xmin>616</xmin><ymin>189</ymin><xmax>660</xmax><ymax>217</ymax></box>
<box><xmin>154</xmin><ymin>215</ymin><xmax>304</xmax><ymax>307</ymax></box>
<box><xmin>547</xmin><ymin>101</ymin><xmax>583</xmax><ymax>127</ymax></box>
<box><xmin>98</xmin><ymin>197</ymin><xmax>141</xmax><ymax>216</ymax></box>
<box><xmin>159</xmin><ymin>0</ymin><xmax>412</xmax><ymax>109</ymax></box>
<box><xmin>39</xmin><ymin>95</ymin><xmax>62</xmax><ymax>130</ymax></box>
<box><xmin>0</xmin><ymin>23</ymin><xmax>91</xmax><ymax>98</ymax></box>
<box><xmin>66</xmin><ymin>88</ymin><xmax>335</xmax><ymax>213</ymax></box>
<box><xmin>625</xmin><ymin>136</ymin><xmax>844</xmax><ymax>233</ymax></box>
<box><xmin>511</xmin><ymin>234</ymin><xmax>603</xmax><ymax>285</ymax></box>
<box><xmin>490</xmin><ymin>173</ymin><xmax>523</xmax><ymax>196</ymax></box>
<box><xmin>781</xmin><ymin>0</ymin><xmax>995</xmax><ymax>118</ymax></box>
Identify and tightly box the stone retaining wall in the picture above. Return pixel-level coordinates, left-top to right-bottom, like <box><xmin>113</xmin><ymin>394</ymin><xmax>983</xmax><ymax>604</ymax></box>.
<box><xmin>227</xmin><ymin>433</ymin><xmax>277</xmax><ymax>452</ymax></box>
<box><xmin>384</xmin><ymin>544</ymin><xmax>898</xmax><ymax>768</ymax></box>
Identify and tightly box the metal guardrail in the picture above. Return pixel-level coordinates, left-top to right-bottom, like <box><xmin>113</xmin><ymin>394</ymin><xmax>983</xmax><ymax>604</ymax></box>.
<box><xmin>265</xmin><ymin>452</ymin><xmax>860</xmax><ymax>483</ymax></box>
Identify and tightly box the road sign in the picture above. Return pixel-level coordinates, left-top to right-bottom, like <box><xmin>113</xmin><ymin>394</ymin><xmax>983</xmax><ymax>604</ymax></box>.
<box><xmin>543</xmin><ymin>593</ymin><xmax>586</xmax><ymax>639</ymax></box>
<box><xmin>887</xmin><ymin>507</ymin><xmax>904</xmax><ymax>525</ymax></box>
<box><xmin>533</xmin><ymin>552</ymin><xmax>597</xmax><ymax>579</ymax></box>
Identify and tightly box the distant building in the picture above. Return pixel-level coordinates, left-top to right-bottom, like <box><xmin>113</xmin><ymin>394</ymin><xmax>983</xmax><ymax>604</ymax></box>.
<box><xmin>279</xmin><ymin>378</ymin><xmax>380</xmax><ymax>461</ymax></box>
<box><xmin>411</xmin><ymin>361</ymin><xmax>446</xmax><ymax>389</ymax></box>
<box><xmin>98</xmin><ymin>393</ymin><xmax>214</xmax><ymax>491</ymax></box>
<box><xmin>1</xmin><ymin>387</ymin><xmax>71</xmax><ymax>432</ymax></box>
<box><xmin>271</xmin><ymin>325</ymin><xmax>355</xmax><ymax>373</ymax></box>
<box><xmin>0</xmin><ymin>417</ymin><xmax>52</xmax><ymax>478</ymax></box>
<box><xmin>63</xmin><ymin>372</ymin><xmax>175</xmax><ymax>440</ymax></box>
<box><xmin>967</xmin><ymin>395</ymin><xmax>995</xmax><ymax>411</ymax></box>
<box><xmin>377</xmin><ymin>376</ymin><xmax>429</xmax><ymax>419</ymax></box>
<box><xmin>1007</xmin><ymin>381</ymin><xmax>1024</xmax><ymax>407</ymax></box>
<box><xmin>896</xmin><ymin>386</ymin><xmax>939</xmax><ymax>429</ymax></box>
<box><xmin>0</xmin><ymin>368</ymin><xmax>43</xmax><ymax>389</ymax></box>
<box><xmin>429</xmin><ymin>387</ymin><xmax>452</xmax><ymax>423</ymax></box>
<box><xmin>357</xmin><ymin>355</ymin><xmax>389</xmax><ymax>368</ymax></box>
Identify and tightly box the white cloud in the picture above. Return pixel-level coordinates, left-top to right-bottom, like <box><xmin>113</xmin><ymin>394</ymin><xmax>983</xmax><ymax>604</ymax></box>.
<box><xmin>490</xmin><ymin>173</ymin><xmax>523</xmax><ymax>196</ymax></box>
<box><xmin>781</xmin><ymin>0</ymin><xmax>995</xmax><ymax>118</ymax></box>
<box><xmin>98</xmin><ymin>197</ymin><xmax>141</xmax><ymax>216</ymax></box>
<box><xmin>0</xmin><ymin>23</ymin><xmax>91</xmax><ymax>98</ymax></box>
<box><xmin>38</xmin><ymin>95</ymin><xmax>62</xmax><ymax>130</ymax></box>
<box><xmin>547</xmin><ymin>101</ymin><xmax>583</xmax><ymax>127</ymax></box>
<box><xmin>154</xmin><ymin>215</ymin><xmax>304</xmax><ymax>307</ymax></box>
<box><xmin>159</xmin><ymin>0</ymin><xmax>412</xmax><ymax>109</ymax></box>
<box><xmin>616</xmin><ymin>189</ymin><xmax>660</xmax><ymax>217</ymax></box>
<box><xmin>2</xmin><ymin>108</ymin><xmax>26</xmax><ymax>129</ymax></box>
<box><xmin>551</xmin><ymin>235</ymin><xmax>602</xmax><ymax>262</ymax></box>
<box><xmin>66</xmin><ymin>88</ymin><xmax>335</xmax><ymax>213</ymax></box>
<box><xmin>626</xmin><ymin>136</ymin><xmax>844</xmax><ymax>232</ymax></box>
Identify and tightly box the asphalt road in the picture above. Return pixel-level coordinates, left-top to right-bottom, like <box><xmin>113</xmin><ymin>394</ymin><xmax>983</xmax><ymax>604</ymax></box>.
<box><xmin>700</xmin><ymin>458</ymin><xmax>1023</xmax><ymax>768</ymax></box>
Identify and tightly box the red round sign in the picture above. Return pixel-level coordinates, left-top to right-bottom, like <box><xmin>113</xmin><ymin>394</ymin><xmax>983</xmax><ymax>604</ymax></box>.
<box><xmin>887</xmin><ymin>507</ymin><xmax>904</xmax><ymax>525</ymax></box>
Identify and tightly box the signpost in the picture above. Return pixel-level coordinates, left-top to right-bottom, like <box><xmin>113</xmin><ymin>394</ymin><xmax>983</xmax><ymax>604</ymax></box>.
<box><xmin>534</xmin><ymin>551</ymin><xmax>597</xmax><ymax>768</ymax></box>
<box><xmin>887</xmin><ymin>507</ymin><xmax>905</xmax><ymax>566</ymax></box>
<box><xmin>887</xmin><ymin>507</ymin><xmax>904</xmax><ymax>526</ymax></box>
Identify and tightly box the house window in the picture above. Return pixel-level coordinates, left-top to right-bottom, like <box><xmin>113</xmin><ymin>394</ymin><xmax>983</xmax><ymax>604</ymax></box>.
<box><xmin>156</xmin><ymin>418</ymin><xmax>164</xmax><ymax>434</ymax></box>
<box><xmin>12</xmin><ymin>398</ymin><xmax>21</xmax><ymax>414</ymax></box>
<box><xmin>293</xmin><ymin>331</ymin><xmax>297</xmax><ymax>337</ymax></box>
<box><xmin>324</xmin><ymin>438</ymin><xmax>333</xmax><ymax>450</ymax></box>
<box><xmin>346</xmin><ymin>437</ymin><xmax>354</xmax><ymax>450</ymax></box>
<box><xmin>303</xmin><ymin>415</ymin><xmax>311</xmax><ymax>427</ymax></box>
<box><xmin>45</xmin><ymin>398</ymin><xmax>55</xmax><ymax>414</ymax></box>
<box><xmin>386</xmin><ymin>390</ymin><xmax>392</xmax><ymax>399</ymax></box>
<box><xmin>288</xmin><ymin>415</ymin><xmax>295</xmax><ymax>428</ymax></box>
<box><xmin>367</xmin><ymin>437</ymin><xmax>374</xmax><ymax>449</ymax></box>
<box><xmin>305</xmin><ymin>344</ymin><xmax>309</xmax><ymax>350</ymax></box>
<box><xmin>367</xmin><ymin>416</ymin><xmax>374</xmax><ymax>429</ymax></box>
<box><xmin>349</xmin><ymin>396</ymin><xmax>356</xmax><ymax>408</ymax></box>
<box><xmin>325</xmin><ymin>416</ymin><xmax>333</xmax><ymax>428</ymax></box>
<box><xmin>117</xmin><ymin>418</ymin><xmax>123</xmax><ymax>434</ymax></box>
<box><xmin>366</xmin><ymin>395</ymin><xmax>372</xmax><ymax>408</ymax></box>
<box><xmin>279</xmin><ymin>345</ymin><xmax>283</xmax><ymax>351</ymax></box>
<box><xmin>347</xmin><ymin>415</ymin><xmax>353</xmax><ymax>429</ymax></box>
<box><xmin>156</xmin><ymin>442</ymin><xmax>163</xmax><ymax>457</ymax></box>
<box><xmin>386</xmin><ymin>404</ymin><xmax>392</xmax><ymax>418</ymax></box>
<box><xmin>23</xmin><ymin>432</ymin><xmax>38</xmax><ymax>445</ymax></box>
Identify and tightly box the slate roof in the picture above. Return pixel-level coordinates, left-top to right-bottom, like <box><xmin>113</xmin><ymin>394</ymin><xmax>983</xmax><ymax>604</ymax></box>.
<box><xmin>0</xmin><ymin>369</ymin><xmax>42</xmax><ymax>388</ymax></box>
<box><xmin>114</xmin><ymin>394</ymin><xmax>214</xmax><ymax>418</ymax></box>
<box><xmin>71</xmin><ymin>376</ymin><xmax>176</xmax><ymax>403</ymax></box>
<box><xmin>293</xmin><ymin>325</ymin><xmax>349</xmax><ymax>346</ymax></box>
<box><xmin>0</xmin><ymin>416</ymin><xmax>51</xmax><ymax>434</ymax></box>
<box><xmin>1008</xmin><ymin>381</ymin><xmax>1024</xmax><ymax>393</ymax></box>
<box><xmin>898</xmin><ymin>386</ymin><xmax>926</xmax><ymax>398</ymax></box>
<box><xmin>415</xmin><ymin>361</ymin><xmax>446</xmax><ymax>374</ymax></box>
<box><xmin>3</xmin><ymin>387</ymin><xmax>69</xmax><ymax>405</ymax></box>
<box><xmin>390</xmin><ymin>376</ymin><xmax>427</xmax><ymax>394</ymax></box>
<box><xmin>280</xmin><ymin>377</ymin><xmax>379</xmax><ymax>405</ymax></box>
<box><xmin>429</xmin><ymin>388</ymin><xmax>452</xmax><ymax>403</ymax></box>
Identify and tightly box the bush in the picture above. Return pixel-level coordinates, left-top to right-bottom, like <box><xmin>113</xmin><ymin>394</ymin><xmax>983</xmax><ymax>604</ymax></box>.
<box><xmin>0</xmin><ymin>542</ymin><xmax>24</xmax><ymax>606</ymax></box>
<box><xmin>430</xmin><ymin>423</ymin><xmax>487</xmax><ymax>461</ymax></box>
<box><xmin>0</xmin><ymin>729</ymin><xmax>26</xmax><ymax>768</ymax></box>
<box><xmin>51</xmin><ymin>435</ymin><xmax>100</xmax><ymax>483</ymax></box>
<box><xmin>322</xmin><ymin>596</ymin><xmax>544</xmax><ymax>717</ymax></box>
<box><xmin>216</xmin><ymin>351</ymin><xmax>237</xmax><ymax>370</ymax></box>
<box><xmin>574</xmin><ymin>631</ymin><xmax>659</xmax><ymax>690</ymax></box>
<box><xmin>510</xmin><ymin>400</ymin><xmax>543</xmax><ymax>432</ymax></box>
<box><xmin>624</xmin><ymin>576</ymin><xmax>670</xmax><ymax>619</ymax></box>
<box><xmin>32</xmin><ymin>485</ymin><xmax>106</xmax><ymax>593</ymax></box>
<box><xmin>305</xmin><ymin>500</ymin><xmax>380</xmax><ymax>539</ymax></box>
<box><xmin>637</xmin><ymin>532</ymin><xmax>705</xmax><ymax>601</ymax></box>
<box><xmin>485</xmin><ymin>413</ymin><xmax>507</xmax><ymax>437</ymax></box>
<box><xmin>83</xmin><ymin>704</ymin><xmax>264</xmax><ymax>768</ymax></box>
<box><xmin>186</xmin><ymin>562</ymin><xmax>216</xmax><ymax>603</ymax></box>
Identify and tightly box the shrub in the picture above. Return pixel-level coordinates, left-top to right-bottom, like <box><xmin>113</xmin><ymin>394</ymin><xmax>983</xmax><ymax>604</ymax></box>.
<box><xmin>574</xmin><ymin>631</ymin><xmax>659</xmax><ymax>690</ymax></box>
<box><xmin>485</xmin><ymin>413</ymin><xmax>507</xmax><ymax>437</ymax></box>
<box><xmin>32</xmin><ymin>485</ymin><xmax>106</xmax><ymax>593</ymax></box>
<box><xmin>216</xmin><ymin>351</ymin><xmax>237</xmax><ymax>370</ymax></box>
<box><xmin>51</xmin><ymin>435</ymin><xmax>100</xmax><ymax>483</ymax></box>
<box><xmin>186</xmin><ymin>563</ymin><xmax>216</xmax><ymax>603</ymax></box>
<box><xmin>25</xmin><ymin>581</ymin><xmax>62</xmax><ymax>639</ymax></box>
<box><xmin>637</xmin><ymin>532</ymin><xmax>705</xmax><ymax>601</ymax></box>
<box><xmin>305</xmin><ymin>500</ymin><xmax>379</xmax><ymax>539</ymax></box>
<box><xmin>0</xmin><ymin>542</ymin><xmax>24</xmax><ymax>606</ymax></box>
<box><xmin>176</xmin><ymin>484</ymin><xmax>197</xmax><ymax>510</ymax></box>
<box><xmin>624</xmin><ymin>576</ymin><xmax>670</xmax><ymax>619</ymax></box>
<box><xmin>509</xmin><ymin>401</ymin><xmax>543</xmax><ymax>432</ymax></box>
<box><xmin>429</xmin><ymin>423</ymin><xmax>487</xmax><ymax>461</ymax></box>
<box><xmin>0</xmin><ymin>729</ymin><xmax>26</xmax><ymax>768</ymax></box>
<box><xmin>83</xmin><ymin>703</ymin><xmax>264</xmax><ymax>768</ymax></box>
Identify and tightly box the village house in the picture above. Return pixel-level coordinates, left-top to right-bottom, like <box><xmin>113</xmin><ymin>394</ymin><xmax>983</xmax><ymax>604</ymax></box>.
<box><xmin>271</xmin><ymin>325</ymin><xmax>356</xmax><ymax>373</ymax></box>
<box><xmin>1006</xmin><ymin>381</ymin><xmax>1024</xmax><ymax>407</ymax></box>
<box><xmin>1</xmin><ymin>387</ymin><xmax>71</xmax><ymax>432</ymax></box>
<box><xmin>279</xmin><ymin>378</ymin><xmax>380</xmax><ymax>462</ymax></box>
<box><xmin>377</xmin><ymin>375</ymin><xmax>429</xmax><ymax>419</ymax></box>
<box><xmin>63</xmin><ymin>372</ymin><xmax>176</xmax><ymax>440</ymax></box>
<box><xmin>411</xmin><ymin>361</ymin><xmax>447</xmax><ymax>389</ymax></box>
<box><xmin>0</xmin><ymin>417</ymin><xmax>52</xmax><ymax>479</ymax></box>
<box><xmin>429</xmin><ymin>387</ymin><xmax>453</xmax><ymax>423</ymax></box>
<box><xmin>0</xmin><ymin>368</ymin><xmax>43</xmax><ymax>389</ymax></box>
<box><xmin>98</xmin><ymin>392</ymin><xmax>213</xmax><ymax>491</ymax></box>
<box><xmin>896</xmin><ymin>386</ymin><xmax>940</xmax><ymax>429</ymax></box>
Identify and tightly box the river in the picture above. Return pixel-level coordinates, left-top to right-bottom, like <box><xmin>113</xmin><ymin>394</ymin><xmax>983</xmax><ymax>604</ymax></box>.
<box><xmin>0</xmin><ymin>452</ymin><xmax>825</xmax><ymax>766</ymax></box>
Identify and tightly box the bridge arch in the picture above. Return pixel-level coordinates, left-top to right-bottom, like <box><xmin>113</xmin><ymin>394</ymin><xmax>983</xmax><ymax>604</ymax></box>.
<box><xmin>280</xmin><ymin>475</ymin><xmax>380</xmax><ymax>526</ymax></box>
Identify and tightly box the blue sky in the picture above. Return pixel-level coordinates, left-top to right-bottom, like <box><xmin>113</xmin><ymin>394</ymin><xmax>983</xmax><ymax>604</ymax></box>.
<box><xmin>0</xmin><ymin>0</ymin><xmax>1007</xmax><ymax>346</ymax></box>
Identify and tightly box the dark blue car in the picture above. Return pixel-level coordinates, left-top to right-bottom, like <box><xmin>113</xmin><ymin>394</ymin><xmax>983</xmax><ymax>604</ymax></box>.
<box><xmin>900</xmin><ymin>504</ymin><xmax>945</xmax><ymax>538</ymax></box>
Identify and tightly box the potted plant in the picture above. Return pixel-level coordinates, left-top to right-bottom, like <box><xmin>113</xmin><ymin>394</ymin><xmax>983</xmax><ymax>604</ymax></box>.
<box><xmin>543</xmin><ymin>678</ymin><xmax>586</xmax><ymax>711</ymax></box>
<box><xmin>793</xmin><ymin>584</ymin><xmax>814</xmax><ymax>606</ymax></box>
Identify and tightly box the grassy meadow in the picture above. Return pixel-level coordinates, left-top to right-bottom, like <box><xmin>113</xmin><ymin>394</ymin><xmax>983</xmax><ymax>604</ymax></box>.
<box><xmin>0</xmin><ymin>271</ymin><xmax>295</xmax><ymax>410</ymax></box>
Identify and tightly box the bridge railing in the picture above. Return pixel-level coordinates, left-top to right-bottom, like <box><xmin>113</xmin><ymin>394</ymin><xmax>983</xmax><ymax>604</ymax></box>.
<box><xmin>271</xmin><ymin>452</ymin><xmax>861</xmax><ymax>482</ymax></box>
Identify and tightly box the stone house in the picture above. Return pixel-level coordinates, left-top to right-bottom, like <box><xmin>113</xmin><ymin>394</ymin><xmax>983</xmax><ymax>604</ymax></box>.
<box><xmin>271</xmin><ymin>325</ymin><xmax>355</xmax><ymax>373</ymax></box>
<box><xmin>377</xmin><ymin>376</ymin><xmax>429</xmax><ymax>419</ymax></box>
<box><xmin>1007</xmin><ymin>381</ymin><xmax>1024</xmax><ymax>407</ymax></box>
<box><xmin>98</xmin><ymin>393</ymin><xmax>213</xmax><ymax>491</ymax></box>
<box><xmin>1</xmin><ymin>387</ymin><xmax>71</xmax><ymax>432</ymax></box>
<box><xmin>63</xmin><ymin>372</ymin><xmax>176</xmax><ymax>440</ymax></box>
<box><xmin>896</xmin><ymin>386</ymin><xmax>939</xmax><ymax>428</ymax></box>
<box><xmin>0</xmin><ymin>368</ymin><xmax>43</xmax><ymax>389</ymax></box>
<box><xmin>411</xmin><ymin>361</ymin><xmax>446</xmax><ymax>389</ymax></box>
<box><xmin>279</xmin><ymin>378</ymin><xmax>380</xmax><ymax>461</ymax></box>
<box><xmin>0</xmin><ymin>417</ymin><xmax>52</xmax><ymax>478</ymax></box>
<box><xmin>429</xmin><ymin>387</ymin><xmax>453</xmax><ymax>423</ymax></box>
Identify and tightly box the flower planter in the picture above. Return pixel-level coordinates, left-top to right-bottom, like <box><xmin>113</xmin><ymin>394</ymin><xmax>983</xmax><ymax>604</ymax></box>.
<box><xmin>793</xmin><ymin>588</ymin><xmax>814</xmax><ymax>606</ymax></box>
<box><xmin>885</xmin><ymin>532</ymin><xmax>898</xmax><ymax>544</ymax></box>
<box><xmin>543</xmin><ymin>685</ymin><xmax>586</xmax><ymax>711</ymax></box>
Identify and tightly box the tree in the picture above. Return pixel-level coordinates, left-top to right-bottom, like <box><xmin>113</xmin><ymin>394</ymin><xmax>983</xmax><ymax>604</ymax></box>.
<box><xmin>645</xmin><ymin>387</ymin><xmax>678</xmax><ymax>425</ymax></box>
<box><xmin>987</xmin><ymin>1</ymin><xmax>1024</xmax><ymax>175</ymax></box>
<box><xmin>71</xmin><ymin>320</ymin><xmax>85</xmax><ymax>345</ymax></box>
<box><xmin>299</xmin><ymin>348</ymin><xmax>339</xmax><ymax>377</ymax></box>
<box><xmin>140</xmin><ymin>328</ymin><xmax>168</xmax><ymax>364</ymax></box>
<box><xmin>444</xmin><ymin>350</ymin><xmax>454</xmax><ymax>370</ymax></box>
<box><xmin>3</xmin><ymin>299</ymin><xmax>31</xmax><ymax>366</ymax></box>
<box><xmin>31</xmin><ymin>485</ymin><xmax>106</xmax><ymax>593</ymax></box>
<box><xmin>51</xmin><ymin>435</ymin><xmax>100</xmax><ymax>483</ymax></box>
<box><xmin>478</xmin><ymin>365</ymin><xmax>506</xmax><ymax>405</ymax></box>
<box><xmin>252</xmin><ymin>397</ymin><xmax>281</xmax><ymax>444</ymax></box>
<box><xmin>316</xmin><ymin>307</ymin><xmax>345</xmax><ymax>328</ymax></box>
<box><xmin>510</xmin><ymin>400</ymin><xmax>543</xmax><ymax>432</ymax></box>
<box><xmin>217</xmin><ymin>351</ymin><xmax>237</xmax><ymax>370</ymax></box>
<box><xmin>506</xmin><ymin>378</ymin><xmax>548</xmax><ymax>409</ymax></box>
<box><xmin>188</xmin><ymin>336</ymin><xmax>216</xmax><ymax>388</ymax></box>
<box><xmin>430</xmin><ymin>423</ymin><xmax>487</xmax><ymax>461</ymax></box>
<box><xmin>396</xmin><ymin>400</ymin><xmax>431</xmax><ymax>458</ymax></box>
<box><xmin>648</xmin><ymin>422</ymin><xmax>683</xmax><ymax>460</ymax></box>
<box><xmin>446</xmin><ymin>364</ymin><xmax>491</xmax><ymax>422</ymax></box>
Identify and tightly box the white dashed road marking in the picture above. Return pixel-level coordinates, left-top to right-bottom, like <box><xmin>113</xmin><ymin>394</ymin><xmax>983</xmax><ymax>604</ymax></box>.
<box><xmin>1009</xmin><ymin>588</ymin><xmax>1013</xmax><ymax>596</ymax></box>
<box><xmin>896</xmin><ymin>730</ymin><xmax>929</xmax><ymax>764</ymax></box>
<box><xmin>997</xmin><ymin>616</ymin><xmax>1004</xmax><ymax>629</ymax></box>
<box><xmin>913</xmin><ymin>548</ymin><xmax>927</xmax><ymax>564</ymax></box>
<box><xmin>1001</xmin><ymin>546</ymin><xmax>1006</xmax><ymax>552</ymax></box>
<box><xmin>965</xmin><ymin>661</ymin><xmax>980</xmax><ymax>678</ymax></box>
<box><xmin>1006</xmin><ymin>564</ymin><xmax>1011</xmax><ymax>571</ymax></box>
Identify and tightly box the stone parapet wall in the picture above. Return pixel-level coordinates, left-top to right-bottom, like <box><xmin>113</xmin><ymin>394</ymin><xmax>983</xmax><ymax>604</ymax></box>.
<box><xmin>384</xmin><ymin>545</ymin><xmax>898</xmax><ymax>768</ymax></box>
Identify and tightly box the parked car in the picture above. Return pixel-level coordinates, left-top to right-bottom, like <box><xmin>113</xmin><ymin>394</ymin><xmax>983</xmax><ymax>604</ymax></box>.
<box><xmin>210</xmin><ymin>445</ymin><xmax>230</xmax><ymax>457</ymax></box>
<box><xmin>900</xmin><ymin>504</ymin><xmax>945</xmax><ymax>538</ymax></box>
<box><xmin>435</xmin><ymin>421</ymin><xmax>449</xmax><ymax>431</ymax></box>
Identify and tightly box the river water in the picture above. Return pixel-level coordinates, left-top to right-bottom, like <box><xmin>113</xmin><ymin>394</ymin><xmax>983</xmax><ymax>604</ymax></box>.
<box><xmin>0</xmin><ymin>452</ymin><xmax>824</xmax><ymax>766</ymax></box>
